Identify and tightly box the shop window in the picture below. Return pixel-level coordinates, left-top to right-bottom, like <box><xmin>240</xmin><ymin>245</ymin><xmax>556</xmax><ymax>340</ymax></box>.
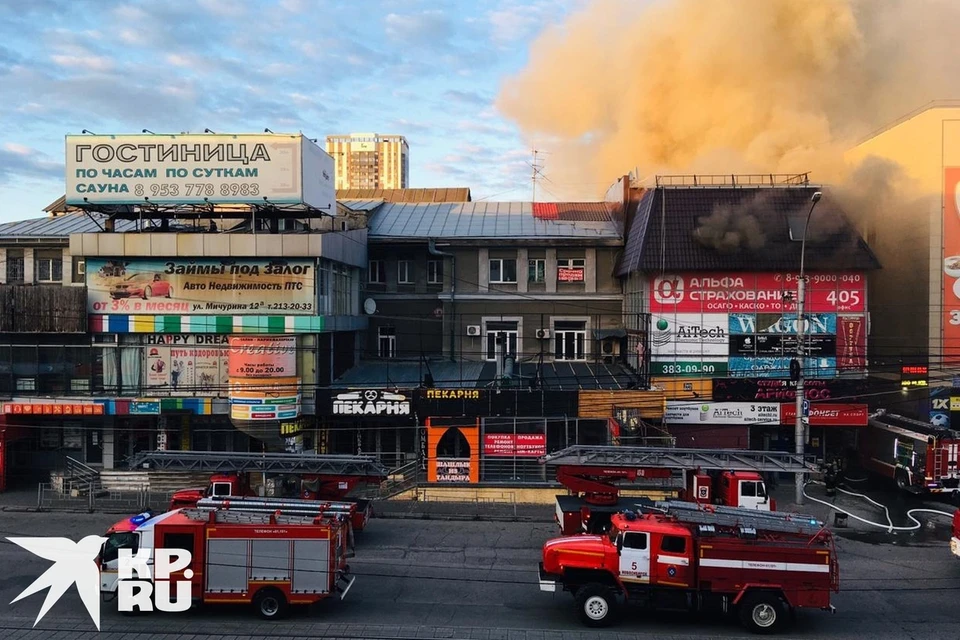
<box><xmin>436</xmin><ymin>428</ymin><xmax>471</xmax><ymax>458</ymax></box>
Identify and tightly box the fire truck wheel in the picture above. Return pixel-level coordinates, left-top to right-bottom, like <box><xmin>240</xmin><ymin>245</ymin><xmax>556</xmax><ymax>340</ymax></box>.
<box><xmin>253</xmin><ymin>588</ymin><xmax>289</xmax><ymax>620</ymax></box>
<box><xmin>575</xmin><ymin>583</ymin><xmax>618</xmax><ymax>627</ymax></box>
<box><xmin>738</xmin><ymin>592</ymin><xmax>787</xmax><ymax>634</ymax></box>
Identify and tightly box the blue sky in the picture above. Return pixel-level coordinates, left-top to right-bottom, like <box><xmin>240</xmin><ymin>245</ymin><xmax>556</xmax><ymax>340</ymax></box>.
<box><xmin>0</xmin><ymin>0</ymin><xmax>586</xmax><ymax>222</ymax></box>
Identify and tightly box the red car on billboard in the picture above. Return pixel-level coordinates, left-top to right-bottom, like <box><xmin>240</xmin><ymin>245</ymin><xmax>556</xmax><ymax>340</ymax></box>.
<box><xmin>110</xmin><ymin>273</ymin><xmax>172</xmax><ymax>300</ymax></box>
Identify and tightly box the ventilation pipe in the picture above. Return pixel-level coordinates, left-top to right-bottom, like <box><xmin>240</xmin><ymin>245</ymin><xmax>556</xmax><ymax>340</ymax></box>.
<box><xmin>428</xmin><ymin>239</ymin><xmax>456</xmax><ymax>361</ymax></box>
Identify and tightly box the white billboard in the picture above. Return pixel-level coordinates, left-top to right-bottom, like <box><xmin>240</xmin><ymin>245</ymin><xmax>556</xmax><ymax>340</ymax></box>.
<box><xmin>664</xmin><ymin>401</ymin><xmax>781</xmax><ymax>425</ymax></box>
<box><xmin>651</xmin><ymin>313</ymin><xmax>729</xmax><ymax>358</ymax></box>
<box><xmin>65</xmin><ymin>133</ymin><xmax>334</xmax><ymax>211</ymax></box>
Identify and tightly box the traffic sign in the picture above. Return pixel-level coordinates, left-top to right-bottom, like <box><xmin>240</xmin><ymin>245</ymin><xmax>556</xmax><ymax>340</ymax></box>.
<box><xmin>802</xmin><ymin>399</ymin><xmax>810</xmax><ymax>418</ymax></box>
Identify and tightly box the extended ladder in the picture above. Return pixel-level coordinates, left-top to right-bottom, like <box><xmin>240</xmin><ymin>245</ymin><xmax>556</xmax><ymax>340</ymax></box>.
<box><xmin>636</xmin><ymin>499</ymin><xmax>826</xmax><ymax>537</ymax></box>
<box><xmin>542</xmin><ymin>445</ymin><xmax>818</xmax><ymax>473</ymax></box>
<box><xmin>181</xmin><ymin>508</ymin><xmax>342</xmax><ymax>527</ymax></box>
<box><xmin>195</xmin><ymin>496</ymin><xmax>356</xmax><ymax>517</ymax></box>
<box><xmin>127</xmin><ymin>450</ymin><xmax>389</xmax><ymax>477</ymax></box>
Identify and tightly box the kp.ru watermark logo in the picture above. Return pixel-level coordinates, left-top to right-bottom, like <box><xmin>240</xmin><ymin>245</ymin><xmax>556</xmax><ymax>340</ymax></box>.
<box><xmin>7</xmin><ymin>536</ymin><xmax>192</xmax><ymax>630</ymax></box>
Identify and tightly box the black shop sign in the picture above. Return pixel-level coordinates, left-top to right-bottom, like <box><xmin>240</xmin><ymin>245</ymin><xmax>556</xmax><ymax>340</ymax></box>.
<box><xmin>729</xmin><ymin>335</ymin><xmax>836</xmax><ymax>357</ymax></box>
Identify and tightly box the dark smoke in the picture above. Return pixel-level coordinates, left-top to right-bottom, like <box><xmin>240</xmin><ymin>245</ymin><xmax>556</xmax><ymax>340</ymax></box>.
<box><xmin>693</xmin><ymin>191</ymin><xmax>773</xmax><ymax>254</ymax></box>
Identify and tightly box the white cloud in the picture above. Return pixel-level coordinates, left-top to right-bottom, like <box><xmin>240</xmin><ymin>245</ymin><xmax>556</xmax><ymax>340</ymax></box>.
<box><xmin>49</xmin><ymin>54</ymin><xmax>113</xmax><ymax>71</ymax></box>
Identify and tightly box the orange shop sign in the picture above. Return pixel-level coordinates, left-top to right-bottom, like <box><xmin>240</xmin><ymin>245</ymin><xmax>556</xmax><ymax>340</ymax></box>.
<box><xmin>4</xmin><ymin>403</ymin><xmax>104</xmax><ymax>416</ymax></box>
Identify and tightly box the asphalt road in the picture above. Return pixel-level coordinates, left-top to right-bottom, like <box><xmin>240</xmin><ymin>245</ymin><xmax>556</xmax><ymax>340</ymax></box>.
<box><xmin>0</xmin><ymin>510</ymin><xmax>956</xmax><ymax>640</ymax></box>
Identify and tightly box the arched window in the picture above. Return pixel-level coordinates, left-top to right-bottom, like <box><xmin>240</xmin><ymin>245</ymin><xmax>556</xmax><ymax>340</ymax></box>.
<box><xmin>436</xmin><ymin>427</ymin><xmax>470</xmax><ymax>459</ymax></box>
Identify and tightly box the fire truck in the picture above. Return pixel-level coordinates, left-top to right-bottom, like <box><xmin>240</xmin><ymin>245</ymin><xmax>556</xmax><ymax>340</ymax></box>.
<box><xmin>99</xmin><ymin>503</ymin><xmax>355</xmax><ymax>619</ymax></box>
<box><xmin>543</xmin><ymin>446</ymin><xmax>817</xmax><ymax>535</ymax></box>
<box><xmin>125</xmin><ymin>450</ymin><xmax>388</xmax><ymax>531</ymax></box>
<box><xmin>537</xmin><ymin>500</ymin><xmax>839</xmax><ymax>633</ymax></box>
<box><xmin>861</xmin><ymin>411</ymin><xmax>960</xmax><ymax>499</ymax></box>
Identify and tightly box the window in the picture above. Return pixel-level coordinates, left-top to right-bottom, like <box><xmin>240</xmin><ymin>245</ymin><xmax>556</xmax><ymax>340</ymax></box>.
<box><xmin>378</xmin><ymin>327</ymin><xmax>396</xmax><ymax>358</ymax></box>
<box><xmin>36</xmin><ymin>255</ymin><xmax>63</xmax><ymax>283</ymax></box>
<box><xmin>557</xmin><ymin>258</ymin><xmax>585</xmax><ymax>283</ymax></box>
<box><xmin>661</xmin><ymin>535</ymin><xmax>686</xmax><ymax>554</ymax></box>
<box><xmin>741</xmin><ymin>480</ymin><xmax>765</xmax><ymax>497</ymax></box>
<box><xmin>368</xmin><ymin>260</ymin><xmax>385</xmax><ymax>284</ymax></box>
<box><xmin>398</xmin><ymin>260</ymin><xmax>413</xmax><ymax>284</ymax></box>
<box><xmin>427</xmin><ymin>260</ymin><xmax>443</xmax><ymax>284</ymax></box>
<box><xmin>554</xmin><ymin>320</ymin><xmax>586</xmax><ymax>361</ymax></box>
<box><xmin>6</xmin><ymin>249</ymin><xmax>24</xmax><ymax>282</ymax></box>
<box><xmin>484</xmin><ymin>320</ymin><xmax>518</xmax><ymax>360</ymax></box>
<box><xmin>622</xmin><ymin>532</ymin><xmax>647</xmax><ymax>550</ymax></box>
<box><xmin>489</xmin><ymin>258</ymin><xmax>517</xmax><ymax>283</ymax></box>
<box><xmin>528</xmin><ymin>259</ymin><xmax>545</xmax><ymax>283</ymax></box>
<box><xmin>72</xmin><ymin>258</ymin><xmax>86</xmax><ymax>284</ymax></box>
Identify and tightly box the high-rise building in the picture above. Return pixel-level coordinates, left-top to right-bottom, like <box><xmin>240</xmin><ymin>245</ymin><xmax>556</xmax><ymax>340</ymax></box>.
<box><xmin>325</xmin><ymin>133</ymin><xmax>409</xmax><ymax>190</ymax></box>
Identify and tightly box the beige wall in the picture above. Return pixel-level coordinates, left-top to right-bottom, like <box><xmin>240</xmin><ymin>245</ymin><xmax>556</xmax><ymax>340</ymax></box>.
<box><xmin>845</xmin><ymin>106</ymin><xmax>960</xmax><ymax>365</ymax></box>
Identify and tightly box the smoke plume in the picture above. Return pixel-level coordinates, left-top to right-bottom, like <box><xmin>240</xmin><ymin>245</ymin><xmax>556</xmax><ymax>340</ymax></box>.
<box><xmin>495</xmin><ymin>0</ymin><xmax>960</xmax><ymax>196</ymax></box>
<box><xmin>694</xmin><ymin>191</ymin><xmax>772</xmax><ymax>253</ymax></box>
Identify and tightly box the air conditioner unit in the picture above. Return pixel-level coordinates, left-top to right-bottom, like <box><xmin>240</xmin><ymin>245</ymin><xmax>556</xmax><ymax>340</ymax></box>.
<box><xmin>602</xmin><ymin>338</ymin><xmax>620</xmax><ymax>355</ymax></box>
<box><xmin>466</xmin><ymin>325</ymin><xmax>481</xmax><ymax>337</ymax></box>
<box><xmin>536</xmin><ymin>329</ymin><xmax>550</xmax><ymax>339</ymax></box>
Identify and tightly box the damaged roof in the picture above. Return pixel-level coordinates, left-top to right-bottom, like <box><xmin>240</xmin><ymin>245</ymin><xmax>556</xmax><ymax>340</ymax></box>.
<box><xmin>617</xmin><ymin>186</ymin><xmax>881</xmax><ymax>275</ymax></box>
<box><xmin>368</xmin><ymin>201</ymin><xmax>621</xmax><ymax>242</ymax></box>
<box><xmin>335</xmin><ymin>187</ymin><xmax>472</xmax><ymax>202</ymax></box>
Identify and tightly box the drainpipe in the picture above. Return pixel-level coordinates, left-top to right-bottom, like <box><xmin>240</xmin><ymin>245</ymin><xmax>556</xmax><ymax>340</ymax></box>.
<box><xmin>428</xmin><ymin>239</ymin><xmax>456</xmax><ymax>361</ymax></box>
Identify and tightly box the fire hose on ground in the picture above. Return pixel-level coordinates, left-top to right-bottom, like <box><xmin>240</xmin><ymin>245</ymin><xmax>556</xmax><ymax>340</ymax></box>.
<box><xmin>801</xmin><ymin>480</ymin><xmax>955</xmax><ymax>533</ymax></box>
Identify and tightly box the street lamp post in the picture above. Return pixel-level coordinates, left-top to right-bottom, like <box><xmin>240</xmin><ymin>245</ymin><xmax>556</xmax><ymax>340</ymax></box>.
<box><xmin>794</xmin><ymin>190</ymin><xmax>822</xmax><ymax>506</ymax></box>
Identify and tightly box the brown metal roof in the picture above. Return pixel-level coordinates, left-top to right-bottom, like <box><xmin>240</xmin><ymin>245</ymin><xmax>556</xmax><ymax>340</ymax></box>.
<box><xmin>533</xmin><ymin>202</ymin><xmax>614</xmax><ymax>222</ymax></box>
<box><xmin>335</xmin><ymin>188</ymin><xmax>472</xmax><ymax>202</ymax></box>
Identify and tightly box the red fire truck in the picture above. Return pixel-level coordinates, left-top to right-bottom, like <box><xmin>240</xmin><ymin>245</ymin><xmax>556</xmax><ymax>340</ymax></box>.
<box><xmin>538</xmin><ymin>500</ymin><xmax>839</xmax><ymax>633</ymax></box>
<box><xmin>861</xmin><ymin>412</ymin><xmax>960</xmax><ymax>499</ymax></box>
<box><xmin>124</xmin><ymin>450</ymin><xmax>387</xmax><ymax>532</ymax></box>
<box><xmin>99</xmin><ymin>505</ymin><xmax>355</xmax><ymax>619</ymax></box>
<box><xmin>169</xmin><ymin>472</ymin><xmax>375</xmax><ymax>531</ymax></box>
<box><xmin>544</xmin><ymin>446</ymin><xmax>815</xmax><ymax>535</ymax></box>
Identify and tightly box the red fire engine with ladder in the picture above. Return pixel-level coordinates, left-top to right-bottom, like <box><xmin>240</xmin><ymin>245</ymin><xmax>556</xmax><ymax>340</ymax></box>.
<box><xmin>99</xmin><ymin>502</ymin><xmax>355</xmax><ymax>619</ymax></box>
<box><xmin>542</xmin><ymin>445</ymin><xmax>819</xmax><ymax>535</ymax></box>
<box><xmin>538</xmin><ymin>499</ymin><xmax>839</xmax><ymax>633</ymax></box>
<box><xmin>125</xmin><ymin>450</ymin><xmax>388</xmax><ymax>531</ymax></box>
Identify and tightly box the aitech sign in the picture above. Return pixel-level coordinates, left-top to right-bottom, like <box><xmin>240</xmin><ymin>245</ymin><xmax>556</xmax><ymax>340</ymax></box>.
<box><xmin>650</xmin><ymin>272</ymin><xmax>865</xmax><ymax>314</ymax></box>
<box><xmin>664</xmin><ymin>401</ymin><xmax>780</xmax><ymax>425</ymax></box>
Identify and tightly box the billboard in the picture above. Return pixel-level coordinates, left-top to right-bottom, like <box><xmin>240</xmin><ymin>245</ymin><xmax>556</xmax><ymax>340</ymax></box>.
<box><xmin>145</xmin><ymin>334</ymin><xmax>228</xmax><ymax>395</ymax></box>
<box><xmin>651</xmin><ymin>313</ymin><xmax>728</xmax><ymax>358</ymax></box>
<box><xmin>86</xmin><ymin>258</ymin><xmax>315</xmax><ymax>315</ymax></box>
<box><xmin>712</xmin><ymin>378</ymin><xmax>869</xmax><ymax>402</ymax></box>
<box><xmin>781</xmin><ymin>403</ymin><xmax>868</xmax><ymax>427</ymax></box>
<box><xmin>228</xmin><ymin>337</ymin><xmax>297</xmax><ymax>377</ymax></box>
<box><xmin>65</xmin><ymin>133</ymin><xmax>334</xmax><ymax>210</ymax></box>
<box><xmin>483</xmin><ymin>433</ymin><xmax>547</xmax><ymax>457</ymax></box>
<box><xmin>944</xmin><ymin>168</ymin><xmax>960</xmax><ymax>365</ymax></box>
<box><xmin>649</xmin><ymin>272</ymin><xmax>865</xmax><ymax>314</ymax></box>
<box><xmin>664</xmin><ymin>401</ymin><xmax>780</xmax><ymax>425</ymax></box>
<box><xmin>728</xmin><ymin>356</ymin><xmax>836</xmax><ymax>378</ymax></box>
<box><xmin>228</xmin><ymin>377</ymin><xmax>300</xmax><ymax>421</ymax></box>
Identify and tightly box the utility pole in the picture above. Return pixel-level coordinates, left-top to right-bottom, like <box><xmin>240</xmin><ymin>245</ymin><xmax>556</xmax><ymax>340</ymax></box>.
<box><xmin>532</xmin><ymin>149</ymin><xmax>540</xmax><ymax>203</ymax></box>
<box><xmin>794</xmin><ymin>190</ymin><xmax>822</xmax><ymax>505</ymax></box>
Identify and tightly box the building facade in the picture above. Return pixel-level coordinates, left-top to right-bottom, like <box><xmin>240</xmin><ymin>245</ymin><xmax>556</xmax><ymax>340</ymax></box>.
<box><xmin>326</xmin><ymin>133</ymin><xmax>409</xmax><ymax>191</ymax></box>
<box><xmin>613</xmin><ymin>175</ymin><xmax>880</xmax><ymax>462</ymax></box>
<box><xmin>0</xmin><ymin>206</ymin><xmax>367</xmax><ymax>490</ymax></box>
